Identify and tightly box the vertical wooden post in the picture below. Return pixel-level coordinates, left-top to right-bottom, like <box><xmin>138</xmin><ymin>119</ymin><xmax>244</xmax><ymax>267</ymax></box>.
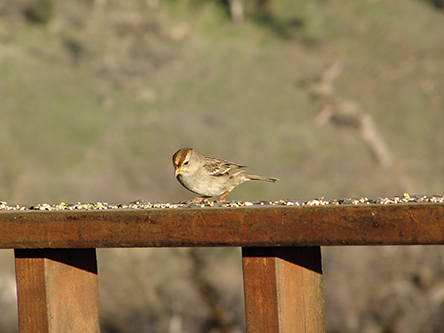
<box><xmin>14</xmin><ymin>249</ymin><xmax>100</xmax><ymax>333</ymax></box>
<box><xmin>242</xmin><ymin>247</ymin><xmax>325</xmax><ymax>333</ymax></box>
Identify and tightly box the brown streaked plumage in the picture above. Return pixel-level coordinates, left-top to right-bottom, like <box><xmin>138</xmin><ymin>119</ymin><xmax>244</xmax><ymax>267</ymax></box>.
<box><xmin>172</xmin><ymin>148</ymin><xmax>278</xmax><ymax>202</ymax></box>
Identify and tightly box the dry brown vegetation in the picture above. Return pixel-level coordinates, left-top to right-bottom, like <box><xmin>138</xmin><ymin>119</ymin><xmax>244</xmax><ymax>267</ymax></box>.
<box><xmin>0</xmin><ymin>0</ymin><xmax>444</xmax><ymax>332</ymax></box>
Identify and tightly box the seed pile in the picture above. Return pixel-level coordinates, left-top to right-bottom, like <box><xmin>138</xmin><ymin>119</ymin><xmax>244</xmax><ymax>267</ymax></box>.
<box><xmin>0</xmin><ymin>194</ymin><xmax>443</xmax><ymax>211</ymax></box>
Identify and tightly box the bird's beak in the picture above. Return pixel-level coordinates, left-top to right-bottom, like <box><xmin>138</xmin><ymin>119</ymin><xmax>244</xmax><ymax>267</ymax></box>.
<box><xmin>175</xmin><ymin>166</ymin><xmax>183</xmax><ymax>177</ymax></box>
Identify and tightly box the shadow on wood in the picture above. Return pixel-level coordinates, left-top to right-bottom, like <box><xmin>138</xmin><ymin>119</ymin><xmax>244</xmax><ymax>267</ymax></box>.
<box><xmin>242</xmin><ymin>247</ymin><xmax>325</xmax><ymax>333</ymax></box>
<box><xmin>15</xmin><ymin>248</ymin><xmax>99</xmax><ymax>333</ymax></box>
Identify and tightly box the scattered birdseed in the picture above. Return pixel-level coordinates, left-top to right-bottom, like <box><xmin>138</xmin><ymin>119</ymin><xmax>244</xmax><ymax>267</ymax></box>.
<box><xmin>0</xmin><ymin>194</ymin><xmax>442</xmax><ymax>211</ymax></box>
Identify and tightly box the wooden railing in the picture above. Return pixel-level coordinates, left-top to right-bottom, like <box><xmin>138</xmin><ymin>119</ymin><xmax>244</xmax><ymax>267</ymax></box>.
<box><xmin>2</xmin><ymin>202</ymin><xmax>444</xmax><ymax>332</ymax></box>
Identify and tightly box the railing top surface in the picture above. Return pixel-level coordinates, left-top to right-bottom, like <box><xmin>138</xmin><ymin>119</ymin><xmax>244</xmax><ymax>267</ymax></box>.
<box><xmin>0</xmin><ymin>198</ymin><xmax>444</xmax><ymax>249</ymax></box>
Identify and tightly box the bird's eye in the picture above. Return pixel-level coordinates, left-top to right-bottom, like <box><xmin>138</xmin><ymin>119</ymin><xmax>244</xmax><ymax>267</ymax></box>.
<box><xmin>183</xmin><ymin>161</ymin><xmax>189</xmax><ymax>166</ymax></box>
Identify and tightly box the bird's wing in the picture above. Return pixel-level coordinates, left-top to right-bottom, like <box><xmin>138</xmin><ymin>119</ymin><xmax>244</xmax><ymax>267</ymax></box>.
<box><xmin>204</xmin><ymin>156</ymin><xmax>245</xmax><ymax>177</ymax></box>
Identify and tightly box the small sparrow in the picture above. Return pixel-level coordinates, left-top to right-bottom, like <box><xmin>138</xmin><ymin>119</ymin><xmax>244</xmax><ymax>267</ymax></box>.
<box><xmin>173</xmin><ymin>148</ymin><xmax>278</xmax><ymax>202</ymax></box>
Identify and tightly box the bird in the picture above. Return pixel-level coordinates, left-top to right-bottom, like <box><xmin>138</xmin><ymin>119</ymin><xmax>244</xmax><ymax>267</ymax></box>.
<box><xmin>172</xmin><ymin>148</ymin><xmax>278</xmax><ymax>202</ymax></box>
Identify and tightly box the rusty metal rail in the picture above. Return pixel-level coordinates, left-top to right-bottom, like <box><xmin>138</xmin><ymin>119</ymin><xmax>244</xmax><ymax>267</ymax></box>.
<box><xmin>3</xmin><ymin>202</ymin><xmax>444</xmax><ymax>332</ymax></box>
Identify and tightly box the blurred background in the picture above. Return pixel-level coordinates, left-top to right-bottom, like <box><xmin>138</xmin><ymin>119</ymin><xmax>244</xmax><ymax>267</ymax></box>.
<box><xmin>0</xmin><ymin>0</ymin><xmax>444</xmax><ymax>332</ymax></box>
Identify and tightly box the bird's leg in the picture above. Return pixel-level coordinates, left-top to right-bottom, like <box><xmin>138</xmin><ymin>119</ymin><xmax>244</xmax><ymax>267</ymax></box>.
<box><xmin>216</xmin><ymin>190</ymin><xmax>231</xmax><ymax>202</ymax></box>
<box><xmin>189</xmin><ymin>196</ymin><xmax>211</xmax><ymax>203</ymax></box>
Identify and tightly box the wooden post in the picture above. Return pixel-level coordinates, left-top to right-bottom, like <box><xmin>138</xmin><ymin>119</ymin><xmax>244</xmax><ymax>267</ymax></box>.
<box><xmin>242</xmin><ymin>247</ymin><xmax>325</xmax><ymax>333</ymax></box>
<box><xmin>14</xmin><ymin>249</ymin><xmax>100</xmax><ymax>333</ymax></box>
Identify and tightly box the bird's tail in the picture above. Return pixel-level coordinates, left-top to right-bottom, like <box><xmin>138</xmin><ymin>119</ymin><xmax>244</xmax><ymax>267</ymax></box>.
<box><xmin>246</xmin><ymin>174</ymin><xmax>279</xmax><ymax>182</ymax></box>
